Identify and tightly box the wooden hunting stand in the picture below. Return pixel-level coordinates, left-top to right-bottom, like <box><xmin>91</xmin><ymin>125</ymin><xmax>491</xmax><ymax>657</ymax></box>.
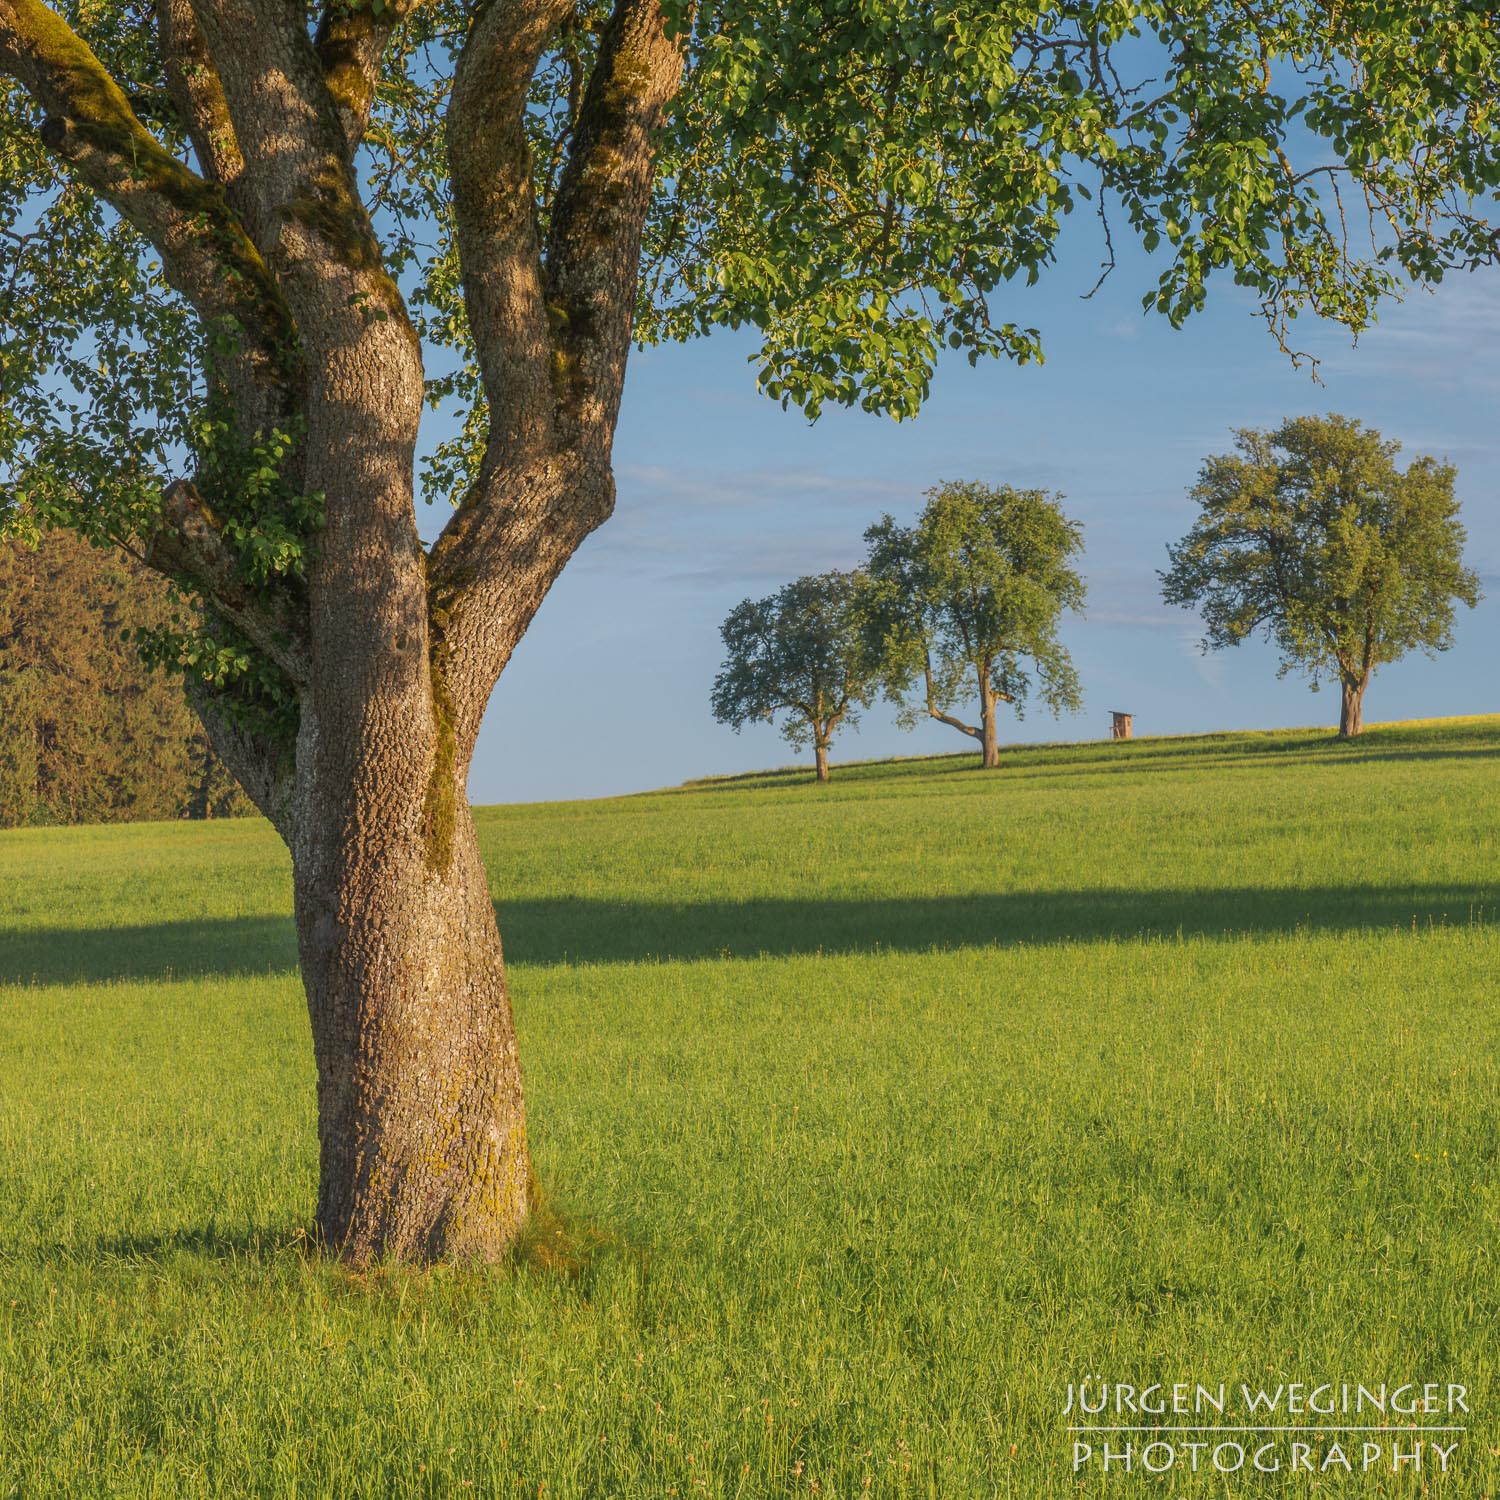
<box><xmin>1110</xmin><ymin>711</ymin><xmax>1133</xmax><ymax>740</ymax></box>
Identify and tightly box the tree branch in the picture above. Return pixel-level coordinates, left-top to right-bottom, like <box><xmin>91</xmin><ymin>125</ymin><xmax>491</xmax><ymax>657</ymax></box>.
<box><xmin>184</xmin><ymin>673</ymin><xmax>296</xmax><ymax>839</ymax></box>
<box><xmin>927</xmin><ymin>704</ymin><xmax>981</xmax><ymax>739</ymax></box>
<box><xmin>449</xmin><ymin>0</ymin><xmax>574</xmax><ymax>471</ymax></box>
<box><xmin>925</xmin><ymin>655</ymin><xmax>979</xmax><ymax>739</ymax></box>
<box><xmin>314</xmin><ymin>0</ymin><xmax>421</xmax><ymax>150</ymax></box>
<box><xmin>156</xmin><ymin>0</ymin><xmax>245</xmax><ymax>199</ymax></box>
<box><xmin>543</xmin><ymin>0</ymin><xmax>684</xmax><ymax>448</ymax></box>
<box><xmin>144</xmin><ymin>480</ymin><xmax>310</xmax><ymax>686</ymax></box>
<box><xmin>0</xmin><ymin>0</ymin><xmax>297</xmax><ymax>432</ymax></box>
<box><xmin>426</xmin><ymin>0</ymin><xmax>684</xmax><ymax>752</ymax></box>
<box><xmin>426</xmin><ymin>448</ymin><xmax>612</xmax><ymax>759</ymax></box>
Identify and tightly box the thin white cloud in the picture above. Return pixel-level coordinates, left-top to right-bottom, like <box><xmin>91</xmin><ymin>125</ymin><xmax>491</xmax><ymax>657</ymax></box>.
<box><xmin>617</xmin><ymin>461</ymin><xmax>914</xmax><ymax>512</ymax></box>
<box><xmin>1180</xmin><ymin>630</ymin><xmax>1227</xmax><ymax>690</ymax></box>
<box><xmin>1313</xmin><ymin>272</ymin><xmax>1500</xmax><ymax>395</ymax></box>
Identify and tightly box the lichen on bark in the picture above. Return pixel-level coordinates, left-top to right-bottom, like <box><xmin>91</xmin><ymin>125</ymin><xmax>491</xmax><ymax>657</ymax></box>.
<box><xmin>421</xmin><ymin>645</ymin><xmax>459</xmax><ymax>872</ymax></box>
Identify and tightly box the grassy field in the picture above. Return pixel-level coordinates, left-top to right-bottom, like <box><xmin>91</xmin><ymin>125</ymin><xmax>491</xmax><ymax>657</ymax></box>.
<box><xmin>1</xmin><ymin>715</ymin><xmax>1497</xmax><ymax>1498</ymax></box>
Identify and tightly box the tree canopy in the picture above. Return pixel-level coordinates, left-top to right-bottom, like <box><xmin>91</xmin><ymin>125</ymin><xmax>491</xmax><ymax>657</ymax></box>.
<box><xmin>864</xmin><ymin>482</ymin><xmax>1085</xmax><ymax>767</ymax></box>
<box><xmin>1161</xmin><ymin>413</ymin><xmax>1482</xmax><ymax>737</ymax></box>
<box><xmin>2</xmin><ymin>0</ymin><xmax>1491</xmax><ymax>753</ymax></box>
<box><xmin>711</xmin><ymin>569</ymin><xmax>875</xmax><ymax>781</ymax></box>
<box><xmin>5</xmin><ymin>1</ymin><xmax>1500</xmax><ymax>571</ymax></box>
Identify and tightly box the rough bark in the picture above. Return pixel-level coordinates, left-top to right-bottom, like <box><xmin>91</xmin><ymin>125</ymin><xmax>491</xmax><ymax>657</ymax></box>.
<box><xmin>814</xmin><ymin>740</ymin><xmax>829</xmax><ymax>782</ymax></box>
<box><xmin>294</xmin><ymin>768</ymin><xmax>530</xmax><ymax>1262</ymax></box>
<box><xmin>184</xmin><ymin>675</ymin><xmax>296</xmax><ymax>837</ymax></box>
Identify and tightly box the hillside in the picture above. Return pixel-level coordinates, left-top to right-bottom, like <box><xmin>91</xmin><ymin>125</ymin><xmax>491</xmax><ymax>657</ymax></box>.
<box><xmin>1</xmin><ymin>715</ymin><xmax>1497</xmax><ymax>1496</ymax></box>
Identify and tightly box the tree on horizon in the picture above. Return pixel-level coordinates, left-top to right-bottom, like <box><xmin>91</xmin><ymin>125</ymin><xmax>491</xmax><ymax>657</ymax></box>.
<box><xmin>864</xmin><ymin>483</ymin><xmax>1085</xmax><ymax>769</ymax></box>
<box><xmin>712</xmin><ymin>570</ymin><xmax>876</xmax><ymax>784</ymax></box>
<box><xmin>1162</xmin><ymin>415</ymin><xmax>1482</xmax><ymax>738</ymax></box>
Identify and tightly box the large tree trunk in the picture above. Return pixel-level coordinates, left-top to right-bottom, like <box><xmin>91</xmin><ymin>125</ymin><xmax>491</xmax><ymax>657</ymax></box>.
<box><xmin>1338</xmin><ymin>671</ymin><xmax>1368</xmax><ymax>738</ymax></box>
<box><xmin>814</xmin><ymin>740</ymin><xmax>829</xmax><ymax>782</ymax></box>
<box><xmin>279</xmin><ymin>232</ymin><xmax>535</xmax><ymax>1264</ymax></box>
<box><xmin>293</xmin><ymin>776</ymin><xmax>530</xmax><ymax>1263</ymax></box>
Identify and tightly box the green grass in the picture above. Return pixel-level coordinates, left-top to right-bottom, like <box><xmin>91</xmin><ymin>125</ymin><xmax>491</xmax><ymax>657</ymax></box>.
<box><xmin>1</xmin><ymin>716</ymin><xmax>1497</xmax><ymax>1497</ymax></box>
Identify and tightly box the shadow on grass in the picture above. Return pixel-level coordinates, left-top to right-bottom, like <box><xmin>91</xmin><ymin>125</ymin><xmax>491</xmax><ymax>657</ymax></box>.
<box><xmin>35</xmin><ymin>1202</ymin><xmax>630</xmax><ymax>1289</ymax></box>
<box><xmin>2</xmin><ymin>885</ymin><xmax>1493</xmax><ymax>984</ymax></box>
<box><xmin>65</xmin><ymin>1223</ymin><xmax>310</xmax><ymax>1265</ymax></box>
<box><xmin>496</xmin><ymin>886</ymin><xmax>1496</xmax><ymax>964</ymax></box>
<box><xmin>0</xmin><ymin>915</ymin><xmax>297</xmax><ymax>987</ymax></box>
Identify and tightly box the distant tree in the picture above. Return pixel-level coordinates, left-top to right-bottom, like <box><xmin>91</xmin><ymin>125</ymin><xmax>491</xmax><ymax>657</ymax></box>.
<box><xmin>864</xmin><ymin>483</ymin><xmax>1085</xmax><ymax>769</ymax></box>
<box><xmin>711</xmin><ymin>571</ymin><xmax>875</xmax><ymax>783</ymax></box>
<box><xmin>0</xmin><ymin>529</ymin><xmax>246</xmax><ymax>825</ymax></box>
<box><xmin>1162</xmin><ymin>415</ymin><xmax>1482</xmax><ymax>739</ymax></box>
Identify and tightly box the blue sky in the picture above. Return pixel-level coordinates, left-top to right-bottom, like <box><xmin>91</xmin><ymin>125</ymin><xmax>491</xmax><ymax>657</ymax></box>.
<box><xmin>442</xmin><ymin>237</ymin><xmax>1499</xmax><ymax>805</ymax></box>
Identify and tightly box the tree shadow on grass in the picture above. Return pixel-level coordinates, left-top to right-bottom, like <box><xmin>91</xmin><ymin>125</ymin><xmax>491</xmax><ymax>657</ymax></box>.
<box><xmin>3</xmin><ymin>1222</ymin><xmax>314</xmax><ymax>1267</ymax></box>
<box><xmin>0</xmin><ymin>914</ymin><xmax>297</xmax><ymax>987</ymax></box>
<box><xmin>496</xmin><ymin>885</ymin><xmax>1495</xmax><ymax>964</ymax></box>
<box><xmin>2</xmin><ymin>885</ymin><xmax>1493</xmax><ymax>985</ymax></box>
<box><xmin>92</xmin><ymin>1223</ymin><xmax>309</xmax><ymax>1263</ymax></box>
<box><xmin>27</xmin><ymin>1203</ymin><xmax>633</xmax><ymax>1288</ymax></box>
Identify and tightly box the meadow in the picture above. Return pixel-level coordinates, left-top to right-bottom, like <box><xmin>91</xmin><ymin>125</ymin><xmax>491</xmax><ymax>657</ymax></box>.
<box><xmin>0</xmin><ymin>715</ymin><xmax>1497</xmax><ymax>1498</ymax></box>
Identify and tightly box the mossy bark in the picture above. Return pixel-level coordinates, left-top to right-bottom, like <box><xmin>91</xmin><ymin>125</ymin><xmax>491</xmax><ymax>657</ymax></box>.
<box><xmin>294</xmin><ymin>755</ymin><xmax>531</xmax><ymax>1265</ymax></box>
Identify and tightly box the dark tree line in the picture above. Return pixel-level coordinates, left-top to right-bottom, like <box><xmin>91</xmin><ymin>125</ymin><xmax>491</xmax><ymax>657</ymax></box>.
<box><xmin>0</xmin><ymin>530</ymin><xmax>246</xmax><ymax>826</ymax></box>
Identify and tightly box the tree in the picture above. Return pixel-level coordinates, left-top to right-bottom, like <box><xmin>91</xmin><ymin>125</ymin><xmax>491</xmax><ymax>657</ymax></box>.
<box><xmin>711</xmin><ymin>571</ymin><xmax>874</xmax><ymax>783</ymax></box>
<box><xmin>0</xmin><ymin>528</ymin><xmax>246</xmax><ymax>825</ymax></box>
<box><xmin>864</xmin><ymin>483</ymin><xmax>1085</xmax><ymax>768</ymax></box>
<box><xmin>0</xmin><ymin>1</ymin><xmax>1495</xmax><ymax>1263</ymax></box>
<box><xmin>1161</xmin><ymin>415</ymin><xmax>1482</xmax><ymax>738</ymax></box>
